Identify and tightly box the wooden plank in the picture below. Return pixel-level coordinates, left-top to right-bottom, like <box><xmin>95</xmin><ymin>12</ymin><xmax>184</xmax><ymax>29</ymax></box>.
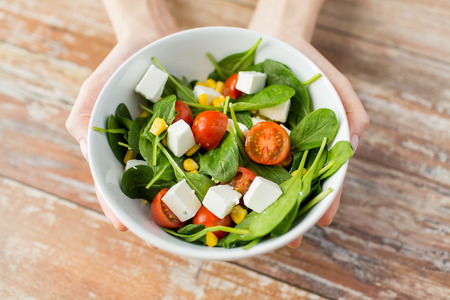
<box><xmin>319</xmin><ymin>0</ymin><xmax>450</xmax><ymax>63</ymax></box>
<box><xmin>310</xmin><ymin>27</ymin><xmax>450</xmax><ymax>188</ymax></box>
<box><xmin>235</xmin><ymin>158</ymin><xmax>450</xmax><ymax>299</ymax></box>
<box><xmin>0</xmin><ymin>42</ymin><xmax>99</xmax><ymax>210</ymax></box>
<box><xmin>0</xmin><ymin>177</ymin><xmax>323</xmax><ymax>300</ymax></box>
<box><xmin>0</xmin><ymin>0</ymin><xmax>114</xmax><ymax>69</ymax></box>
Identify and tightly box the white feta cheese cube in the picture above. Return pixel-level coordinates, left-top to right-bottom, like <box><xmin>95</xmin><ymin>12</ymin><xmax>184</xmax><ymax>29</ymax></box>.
<box><xmin>251</xmin><ymin>116</ymin><xmax>266</xmax><ymax>127</ymax></box>
<box><xmin>243</xmin><ymin>176</ymin><xmax>282</xmax><ymax>213</ymax></box>
<box><xmin>235</xmin><ymin>71</ymin><xmax>267</xmax><ymax>94</ymax></box>
<box><xmin>167</xmin><ymin>119</ymin><xmax>197</xmax><ymax>157</ymax></box>
<box><xmin>125</xmin><ymin>159</ymin><xmax>147</xmax><ymax>170</ymax></box>
<box><xmin>135</xmin><ymin>65</ymin><xmax>168</xmax><ymax>103</ymax></box>
<box><xmin>193</xmin><ymin>85</ymin><xmax>222</xmax><ymax>105</ymax></box>
<box><xmin>203</xmin><ymin>185</ymin><xmax>242</xmax><ymax>219</ymax></box>
<box><xmin>227</xmin><ymin>119</ymin><xmax>249</xmax><ymax>137</ymax></box>
<box><xmin>259</xmin><ymin>99</ymin><xmax>291</xmax><ymax>123</ymax></box>
<box><xmin>161</xmin><ymin>179</ymin><xmax>201</xmax><ymax>222</ymax></box>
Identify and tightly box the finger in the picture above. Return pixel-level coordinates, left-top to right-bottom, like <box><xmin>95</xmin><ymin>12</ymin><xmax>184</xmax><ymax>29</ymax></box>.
<box><xmin>316</xmin><ymin>185</ymin><xmax>343</xmax><ymax>227</ymax></box>
<box><xmin>95</xmin><ymin>185</ymin><xmax>128</xmax><ymax>231</ymax></box>
<box><xmin>66</xmin><ymin>44</ymin><xmax>130</xmax><ymax>145</ymax></box>
<box><xmin>332</xmin><ymin>75</ymin><xmax>370</xmax><ymax>152</ymax></box>
<box><xmin>287</xmin><ymin>235</ymin><xmax>303</xmax><ymax>248</ymax></box>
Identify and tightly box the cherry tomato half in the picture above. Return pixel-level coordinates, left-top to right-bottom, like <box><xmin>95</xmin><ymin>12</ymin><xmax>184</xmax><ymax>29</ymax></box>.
<box><xmin>226</xmin><ymin>167</ymin><xmax>256</xmax><ymax>200</ymax></box>
<box><xmin>245</xmin><ymin>122</ymin><xmax>290</xmax><ymax>165</ymax></box>
<box><xmin>173</xmin><ymin>100</ymin><xmax>193</xmax><ymax>126</ymax></box>
<box><xmin>151</xmin><ymin>188</ymin><xmax>185</xmax><ymax>228</ymax></box>
<box><xmin>193</xmin><ymin>206</ymin><xmax>232</xmax><ymax>240</ymax></box>
<box><xmin>223</xmin><ymin>73</ymin><xmax>243</xmax><ymax>99</ymax></box>
<box><xmin>192</xmin><ymin>111</ymin><xmax>228</xmax><ymax>150</ymax></box>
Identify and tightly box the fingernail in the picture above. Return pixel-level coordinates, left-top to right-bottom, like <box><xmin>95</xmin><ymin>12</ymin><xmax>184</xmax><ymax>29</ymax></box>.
<box><xmin>80</xmin><ymin>138</ymin><xmax>89</xmax><ymax>161</ymax></box>
<box><xmin>350</xmin><ymin>134</ymin><xmax>359</xmax><ymax>153</ymax></box>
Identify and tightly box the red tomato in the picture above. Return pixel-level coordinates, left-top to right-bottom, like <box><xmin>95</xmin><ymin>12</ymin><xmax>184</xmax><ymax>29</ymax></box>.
<box><xmin>151</xmin><ymin>188</ymin><xmax>185</xmax><ymax>228</ymax></box>
<box><xmin>191</xmin><ymin>111</ymin><xmax>228</xmax><ymax>150</ymax></box>
<box><xmin>173</xmin><ymin>100</ymin><xmax>193</xmax><ymax>126</ymax></box>
<box><xmin>223</xmin><ymin>73</ymin><xmax>243</xmax><ymax>99</ymax></box>
<box><xmin>245</xmin><ymin>122</ymin><xmax>290</xmax><ymax>165</ymax></box>
<box><xmin>226</xmin><ymin>167</ymin><xmax>256</xmax><ymax>199</ymax></box>
<box><xmin>193</xmin><ymin>206</ymin><xmax>232</xmax><ymax>239</ymax></box>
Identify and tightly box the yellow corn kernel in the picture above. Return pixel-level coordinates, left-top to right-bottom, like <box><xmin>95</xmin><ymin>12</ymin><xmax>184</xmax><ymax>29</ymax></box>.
<box><xmin>162</xmin><ymin>136</ymin><xmax>168</xmax><ymax>147</ymax></box>
<box><xmin>302</xmin><ymin>168</ymin><xmax>307</xmax><ymax>176</ymax></box>
<box><xmin>123</xmin><ymin>149</ymin><xmax>137</xmax><ymax>165</ymax></box>
<box><xmin>149</xmin><ymin>117</ymin><xmax>168</xmax><ymax>136</ymax></box>
<box><xmin>212</xmin><ymin>96</ymin><xmax>226</xmax><ymax>107</ymax></box>
<box><xmin>141</xmin><ymin>199</ymin><xmax>148</xmax><ymax>205</ymax></box>
<box><xmin>215</xmin><ymin>81</ymin><xmax>224</xmax><ymax>94</ymax></box>
<box><xmin>278</xmin><ymin>154</ymin><xmax>293</xmax><ymax>168</ymax></box>
<box><xmin>206</xmin><ymin>232</ymin><xmax>218</xmax><ymax>247</ymax></box>
<box><xmin>189</xmin><ymin>170</ymin><xmax>199</xmax><ymax>174</ymax></box>
<box><xmin>231</xmin><ymin>205</ymin><xmax>248</xmax><ymax>224</ymax></box>
<box><xmin>292</xmin><ymin>168</ymin><xmax>307</xmax><ymax>177</ymax></box>
<box><xmin>183</xmin><ymin>158</ymin><xmax>199</xmax><ymax>171</ymax></box>
<box><xmin>198</xmin><ymin>93</ymin><xmax>209</xmax><ymax>105</ymax></box>
<box><xmin>204</xmin><ymin>78</ymin><xmax>217</xmax><ymax>88</ymax></box>
<box><xmin>185</xmin><ymin>144</ymin><xmax>201</xmax><ymax>157</ymax></box>
<box><xmin>195</xmin><ymin>81</ymin><xmax>204</xmax><ymax>86</ymax></box>
<box><xmin>139</xmin><ymin>110</ymin><xmax>150</xmax><ymax>118</ymax></box>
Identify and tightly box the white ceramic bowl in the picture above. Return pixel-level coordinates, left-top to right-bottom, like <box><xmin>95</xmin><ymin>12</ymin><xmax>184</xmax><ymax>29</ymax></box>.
<box><xmin>88</xmin><ymin>26</ymin><xmax>349</xmax><ymax>261</ymax></box>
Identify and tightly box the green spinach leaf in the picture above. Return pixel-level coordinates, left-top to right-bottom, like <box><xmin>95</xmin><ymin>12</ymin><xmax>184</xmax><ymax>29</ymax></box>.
<box><xmin>263</xmin><ymin>59</ymin><xmax>310</xmax><ymax>127</ymax></box>
<box><xmin>107</xmin><ymin>114</ymin><xmax>128</xmax><ymax>164</ymax></box>
<box><xmin>115</xmin><ymin>103</ymin><xmax>133</xmax><ymax>130</ymax></box>
<box><xmin>128</xmin><ymin>116</ymin><xmax>149</xmax><ymax>153</ymax></box>
<box><xmin>232</xmin><ymin>85</ymin><xmax>295</xmax><ymax>111</ymax></box>
<box><xmin>290</xmin><ymin>108</ymin><xmax>338</xmax><ymax>152</ymax></box>
<box><xmin>319</xmin><ymin>141</ymin><xmax>353</xmax><ymax>180</ymax></box>
<box><xmin>207</xmin><ymin>38</ymin><xmax>262</xmax><ymax>81</ymax></box>
<box><xmin>199</xmin><ymin>132</ymin><xmax>239</xmax><ymax>182</ymax></box>
<box><xmin>120</xmin><ymin>165</ymin><xmax>175</xmax><ymax>200</ymax></box>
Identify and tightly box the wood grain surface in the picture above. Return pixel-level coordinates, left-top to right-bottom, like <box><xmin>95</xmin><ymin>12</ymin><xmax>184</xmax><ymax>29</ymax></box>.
<box><xmin>1</xmin><ymin>0</ymin><xmax>449</xmax><ymax>299</ymax></box>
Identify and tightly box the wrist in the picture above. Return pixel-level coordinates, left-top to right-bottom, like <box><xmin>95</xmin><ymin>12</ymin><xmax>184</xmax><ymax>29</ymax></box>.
<box><xmin>102</xmin><ymin>0</ymin><xmax>178</xmax><ymax>43</ymax></box>
<box><xmin>249</xmin><ymin>0</ymin><xmax>325</xmax><ymax>43</ymax></box>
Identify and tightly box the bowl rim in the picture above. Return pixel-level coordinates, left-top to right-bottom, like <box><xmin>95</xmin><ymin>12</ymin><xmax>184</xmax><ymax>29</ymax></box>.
<box><xmin>88</xmin><ymin>26</ymin><xmax>349</xmax><ymax>260</ymax></box>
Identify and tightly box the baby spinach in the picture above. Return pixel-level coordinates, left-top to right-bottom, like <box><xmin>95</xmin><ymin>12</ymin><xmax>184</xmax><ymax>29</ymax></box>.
<box><xmin>164</xmin><ymin>225</ymin><xmax>249</xmax><ymax>243</ymax></box>
<box><xmin>232</xmin><ymin>85</ymin><xmax>295</xmax><ymax>111</ymax></box>
<box><xmin>290</xmin><ymin>108</ymin><xmax>338</xmax><ymax>152</ymax></box>
<box><xmin>250</xmin><ymin>138</ymin><xmax>327</xmax><ymax>239</ymax></box>
<box><xmin>207</xmin><ymin>38</ymin><xmax>262</xmax><ymax>81</ymax></box>
<box><xmin>263</xmin><ymin>59</ymin><xmax>310</xmax><ymax>127</ymax></box>
<box><xmin>158</xmin><ymin>143</ymin><xmax>214</xmax><ymax>200</ymax></box>
<box><xmin>319</xmin><ymin>141</ymin><xmax>353</xmax><ymax>180</ymax></box>
<box><xmin>199</xmin><ymin>132</ymin><xmax>239</xmax><ymax>182</ymax></box>
<box><xmin>128</xmin><ymin>116</ymin><xmax>149</xmax><ymax>153</ymax></box>
<box><xmin>222</xmin><ymin>211</ymin><xmax>259</xmax><ymax>248</ymax></box>
<box><xmin>145</xmin><ymin>154</ymin><xmax>176</xmax><ymax>190</ymax></box>
<box><xmin>235</xmin><ymin>111</ymin><xmax>253</xmax><ymax>131</ymax></box>
<box><xmin>107</xmin><ymin>114</ymin><xmax>128</xmax><ymax>164</ymax></box>
<box><xmin>115</xmin><ymin>103</ymin><xmax>133</xmax><ymax>130</ymax></box>
<box><xmin>120</xmin><ymin>164</ymin><xmax>175</xmax><ymax>200</ymax></box>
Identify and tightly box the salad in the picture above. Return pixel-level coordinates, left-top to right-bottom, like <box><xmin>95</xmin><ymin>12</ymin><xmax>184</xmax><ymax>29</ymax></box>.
<box><xmin>94</xmin><ymin>38</ymin><xmax>353</xmax><ymax>249</ymax></box>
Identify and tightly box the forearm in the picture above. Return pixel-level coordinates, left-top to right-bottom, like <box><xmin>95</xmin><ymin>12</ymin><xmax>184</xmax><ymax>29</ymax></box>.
<box><xmin>101</xmin><ymin>0</ymin><xmax>177</xmax><ymax>42</ymax></box>
<box><xmin>249</xmin><ymin>0</ymin><xmax>325</xmax><ymax>42</ymax></box>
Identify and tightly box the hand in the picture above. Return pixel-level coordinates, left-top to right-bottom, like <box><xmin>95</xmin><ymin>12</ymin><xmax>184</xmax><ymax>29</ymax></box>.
<box><xmin>250</xmin><ymin>0</ymin><xmax>370</xmax><ymax>248</ymax></box>
<box><xmin>66</xmin><ymin>35</ymin><xmax>169</xmax><ymax>231</ymax></box>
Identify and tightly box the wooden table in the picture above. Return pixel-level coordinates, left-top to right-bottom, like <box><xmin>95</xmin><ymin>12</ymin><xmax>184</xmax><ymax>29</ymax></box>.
<box><xmin>1</xmin><ymin>0</ymin><xmax>449</xmax><ymax>299</ymax></box>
